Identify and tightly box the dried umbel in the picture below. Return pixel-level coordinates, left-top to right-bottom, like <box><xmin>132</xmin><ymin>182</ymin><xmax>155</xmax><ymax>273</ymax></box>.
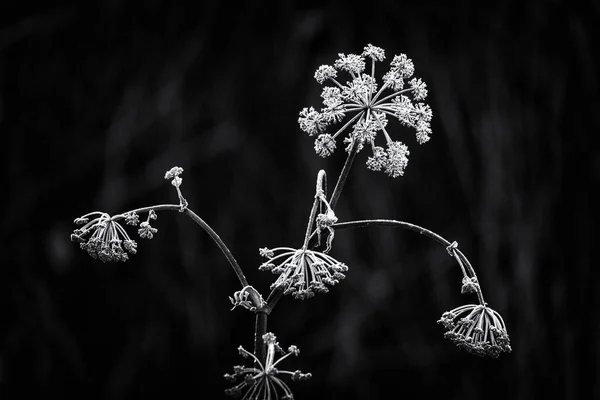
<box><xmin>299</xmin><ymin>43</ymin><xmax>432</xmax><ymax>178</ymax></box>
<box><xmin>259</xmin><ymin>247</ymin><xmax>348</xmax><ymax>300</ymax></box>
<box><xmin>224</xmin><ymin>333</ymin><xmax>311</xmax><ymax>399</ymax></box>
<box><xmin>70</xmin><ymin>212</ymin><xmax>138</xmax><ymax>262</ymax></box>
<box><xmin>437</xmin><ymin>304</ymin><xmax>512</xmax><ymax>358</ymax></box>
<box><xmin>71</xmin><ymin>209</ymin><xmax>159</xmax><ymax>262</ymax></box>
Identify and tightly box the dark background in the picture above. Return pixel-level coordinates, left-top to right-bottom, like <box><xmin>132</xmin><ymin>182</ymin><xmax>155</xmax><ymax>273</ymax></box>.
<box><xmin>1</xmin><ymin>1</ymin><xmax>597</xmax><ymax>399</ymax></box>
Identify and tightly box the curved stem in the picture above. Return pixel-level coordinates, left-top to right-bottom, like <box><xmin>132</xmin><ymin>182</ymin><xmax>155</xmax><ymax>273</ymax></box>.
<box><xmin>116</xmin><ymin>204</ymin><xmax>264</xmax><ymax>307</ymax></box>
<box><xmin>112</xmin><ymin>204</ymin><xmax>181</xmax><ymax>220</ymax></box>
<box><xmin>182</xmin><ymin>208</ymin><xmax>257</xmax><ymax>295</ymax></box>
<box><xmin>333</xmin><ymin>219</ymin><xmax>486</xmax><ymax>305</ymax></box>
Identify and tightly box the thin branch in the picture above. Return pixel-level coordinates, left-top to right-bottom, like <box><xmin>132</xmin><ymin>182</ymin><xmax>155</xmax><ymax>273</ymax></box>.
<box><xmin>333</xmin><ymin>219</ymin><xmax>485</xmax><ymax>304</ymax></box>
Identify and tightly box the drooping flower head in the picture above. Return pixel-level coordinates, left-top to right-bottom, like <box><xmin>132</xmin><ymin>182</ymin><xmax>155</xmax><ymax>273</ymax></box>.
<box><xmin>258</xmin><ymin>247</ymin><xmax>348</xmax><ymax>300</ymax></box>
<box><xmin>437</xmin><ymin>304</ymin><xmax>512</xmax><ymax>358</ymax></box>
<box><xmin>224</xmin><ymin>333</ymin><xmax>311</xmax><ymax>399</ymax></box>
<box><xmin>71</xmin><ymin>212</ymin><xmax>138</xmax><ymax>262</ymax></box>
<box><xmin>71</xmin><ymin>209</ymin><xmax>158</xmax><ymax>262</ymax></box>
<box><xmin>299</xmin><ymin>43</ymin><xmax>433</xmax><ymax>178</ymax></box>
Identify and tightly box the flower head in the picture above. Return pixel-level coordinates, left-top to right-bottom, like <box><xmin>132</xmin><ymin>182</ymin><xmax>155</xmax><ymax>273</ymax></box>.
<box><xmin>224</xmin><ymin>333</ymin><xmax>311</xmax><ymax>399</ymax></box>
<box><xmin>164</xmin><ymin>166</ymin><xmax>184</xmax><ymax>187</ymax></box>
<box><xmin>164</xmin><ymin>166</ymin><xmax>188</xmax><ymax>211</ymax></box>
<box><xmin>314</xmin><ymin>134</ymin><xmax>336</xmax><ymax>157</ymax></box>
<box><xmin>299</xmin><ymin>44</ymin><xmax>433</xmax><ymax>178</ymax></box>
<box><xmin>437</xmin><ymin>304</ymin><xmax>512</xmax><ymax>358</ymax></box>
<box><xmin>71</xmin><ymin>212</ymin><xmax>137</xmax><ymax>262</ymax></box>
<box><xmin>259</xmin><ymin>247</ymin><xmax>348</xmax><ymax>300</ymax></box>
<box><xmin>461</xmin><ymin>276</ymin><xmax>480</xmax><ymax>294</ymax></box>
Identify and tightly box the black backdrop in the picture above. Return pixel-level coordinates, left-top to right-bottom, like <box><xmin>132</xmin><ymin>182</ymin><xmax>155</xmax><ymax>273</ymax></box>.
<box><xmin>1</xmin><ymin>1</ymin><xmax>597</xmax><ymax>399</ymax></box>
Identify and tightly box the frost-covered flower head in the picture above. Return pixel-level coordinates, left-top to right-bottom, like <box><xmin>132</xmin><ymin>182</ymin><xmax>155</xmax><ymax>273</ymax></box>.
<box><xmin>70</xmin><ymin>212</ymin><xmax>138</xmax><ymax>262</ymax></box>
<box><xmin>164</xmin><ymin>166</ymin><xmax>188</xmax><ymax>211</ymax></box>
<box><xmin>437</xmin><ymin>304</ymin><xmax>512</xmax><ymax>358</ymax></box>
<box><xmin>299</xmin><ymin>43</ymin><xmax>433</xmax><ymax>178</ymax></box>
<box><xmin>71</xmin><ymin>209</ymin><xmax>158</xmax><ymax>262</ymax></box>
<box><xmin>224</xmin><ymin>332</ymin><xmax>311</xmax><ymax>399</ymax></box>
<box><xmin>258</xmin><ymin>247</ymin><xmax>348</xmax><ymax>300</ymax></box>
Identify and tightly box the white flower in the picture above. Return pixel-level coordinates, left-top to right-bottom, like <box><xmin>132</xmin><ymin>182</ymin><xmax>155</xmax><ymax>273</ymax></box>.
<box><xmin>390</xmin><ymin>54</ymin><xmax>415</xmax><ymax>78</ymax></box>
<box><xmin>409</xmin><ymin>77</ymin><xmax>428</xmax><ymax>100</ymax></box>
<box><xmin>298</xmin><ymin>107</ymin><xmax>325</xmax><ymax>136</ymax></box>
<box><xmin>314</xmin><ymin>134</ymin><xmax>336</xmax><ymax>157</ymax></box>
<box><xmin>299</xmin><ymin>44</ymin><xmax>432</xmax><ymax>178</ymax></box>
<box><xmin>366</xmin><ymin>146</ymin><xmax>388</xmax><ymax>171</ymax></box>
<box><xmin>383</xmin><ymin>70</ymin><xmax>405</xmax><ymax>91</ymax></box>
<box><xmin>314</xmin><ymin>65</ymin><xmax>337</xmax><ymax>84</ymax></box>
<box><xmin>334</xmin><ymin>53</ymin><xmax>366</xmax><ymax>74</ymax></box>
<box><xmin>384</xmin><ymin>141</ymin><xmax>410</xmax><ymax>178</ymax></box>
<box><xmin>164</xmin><ymin>166</ymin><xmax>184</xmax><ymax>187</ymax></box>
<box><xmin>362</xmin><ymin>43</ymin><xmax>386</xmax><ymax>61</ymax></box>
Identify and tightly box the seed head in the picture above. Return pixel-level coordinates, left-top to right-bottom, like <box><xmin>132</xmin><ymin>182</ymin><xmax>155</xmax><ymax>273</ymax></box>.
<box><xmin>299</xmin><ymin>44</ymin><xmax>433</xmax><ymax>178</ymax></box>
<box><xmin>437</xmin><ymin>304</ymin><xmax>512</xmax><ymax>358</ymax></box>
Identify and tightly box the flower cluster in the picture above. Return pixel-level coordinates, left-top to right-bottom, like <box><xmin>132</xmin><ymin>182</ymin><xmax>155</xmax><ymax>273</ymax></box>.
<box><xmin>437</xmin><ymin>304</ymin><xmax>512</xmax><ymax>358</ymax></box>
<box><xmin>71</xmin><ymin>209</ymin><xmax>159</xmax><ymax>262</ymax></box>
<box><xmin>164</xmin><ymin>166</ymin><xmax>188</xmax><ymax>211</ymax></box>
<box><xmin>299</xmin><ymin>43</ymin><xmax>432</xmax><ymax>178</ymax></box>
<box><xmin>259</xmin><ymin>247</ymin><xmax>348</xmax><ymax>300</ymax></box>
<box><xmin>137</xmin><ymin>209</ymin><xmax>158</xmax><ymax>239</ymax></box>
<box><xmin>224</xmin><ymin>332</ymin><xmax>311</xmax><ymax>399</ymax></box>
<box><xmin>164</xmin><ymin>166</ymin><xmax>184</xmax><ymax>187</ymax></box>
<box><xmin>70</xmin><ymin>212</ymin><xmax>138</xmax><ymax>262</ymax></box>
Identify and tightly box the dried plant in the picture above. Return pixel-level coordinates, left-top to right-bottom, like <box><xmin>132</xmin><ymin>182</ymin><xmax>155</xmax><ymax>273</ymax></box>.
<box><xmin>71</xmin><ymin>44</ymin><xmax>510</xmax><ymax>399</ymax></box>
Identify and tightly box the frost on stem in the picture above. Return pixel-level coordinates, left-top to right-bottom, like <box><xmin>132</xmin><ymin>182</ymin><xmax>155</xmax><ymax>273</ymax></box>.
<box><xmin>437</xmin><ymin>304</ymin><xmax>512</xmax><ymax>358</ymax></box>
<box><xmin>298</xmin><ymin>43</ymin><xmax>433</xmax><ymax>178</ymax></box>
<box><xmin>258</xmin><ymin>247</ymin><xmax>348</xmax><ymax>300</ymax></box>
<box><xmin>224</xmin><ymin>333</ymin><xmax>311</xmax><ymax>400</ymax></box>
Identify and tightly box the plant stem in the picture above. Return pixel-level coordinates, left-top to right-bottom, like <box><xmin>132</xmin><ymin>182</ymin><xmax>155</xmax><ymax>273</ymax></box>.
<box><xmin>254</xmin><ymin>312</ymin><xmax>268</xmax><ymax>365</ymax></box>
<box><xmin>114</xmin><ymin>204</ymin><xmax>264</xmax><ymax>307</ymax></box>
<box><xmin>333</xmin><ymin>219</ymin><xmax>486</xmax><ymax>305</ymax></box>
<box><xmin>265</xmin><ymin>170</ymin><xmax>328</xmax><ymax>312</ymax></box>
<box><xmin>329</xmin><ymin>139</ymin><xmax>359</xmax><ymax>211</ymax></box>
<box><xmin>182</xmin><ymin>208</ymin><xmax>264</xmax><ymax>303</ymax></box>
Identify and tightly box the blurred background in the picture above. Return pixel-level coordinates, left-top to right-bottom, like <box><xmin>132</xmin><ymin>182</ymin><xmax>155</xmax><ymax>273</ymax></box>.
<box><xmin>1</xmin><ymin>1</ymin><xmax>597</xmax><ymax>399</ymax></box>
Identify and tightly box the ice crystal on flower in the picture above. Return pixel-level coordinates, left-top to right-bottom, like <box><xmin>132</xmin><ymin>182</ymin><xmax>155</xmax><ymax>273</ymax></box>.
<box><xmin>299</xmin><ymin>44</ymin><xmax>433</xmax><ymax>178</ymax></box>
